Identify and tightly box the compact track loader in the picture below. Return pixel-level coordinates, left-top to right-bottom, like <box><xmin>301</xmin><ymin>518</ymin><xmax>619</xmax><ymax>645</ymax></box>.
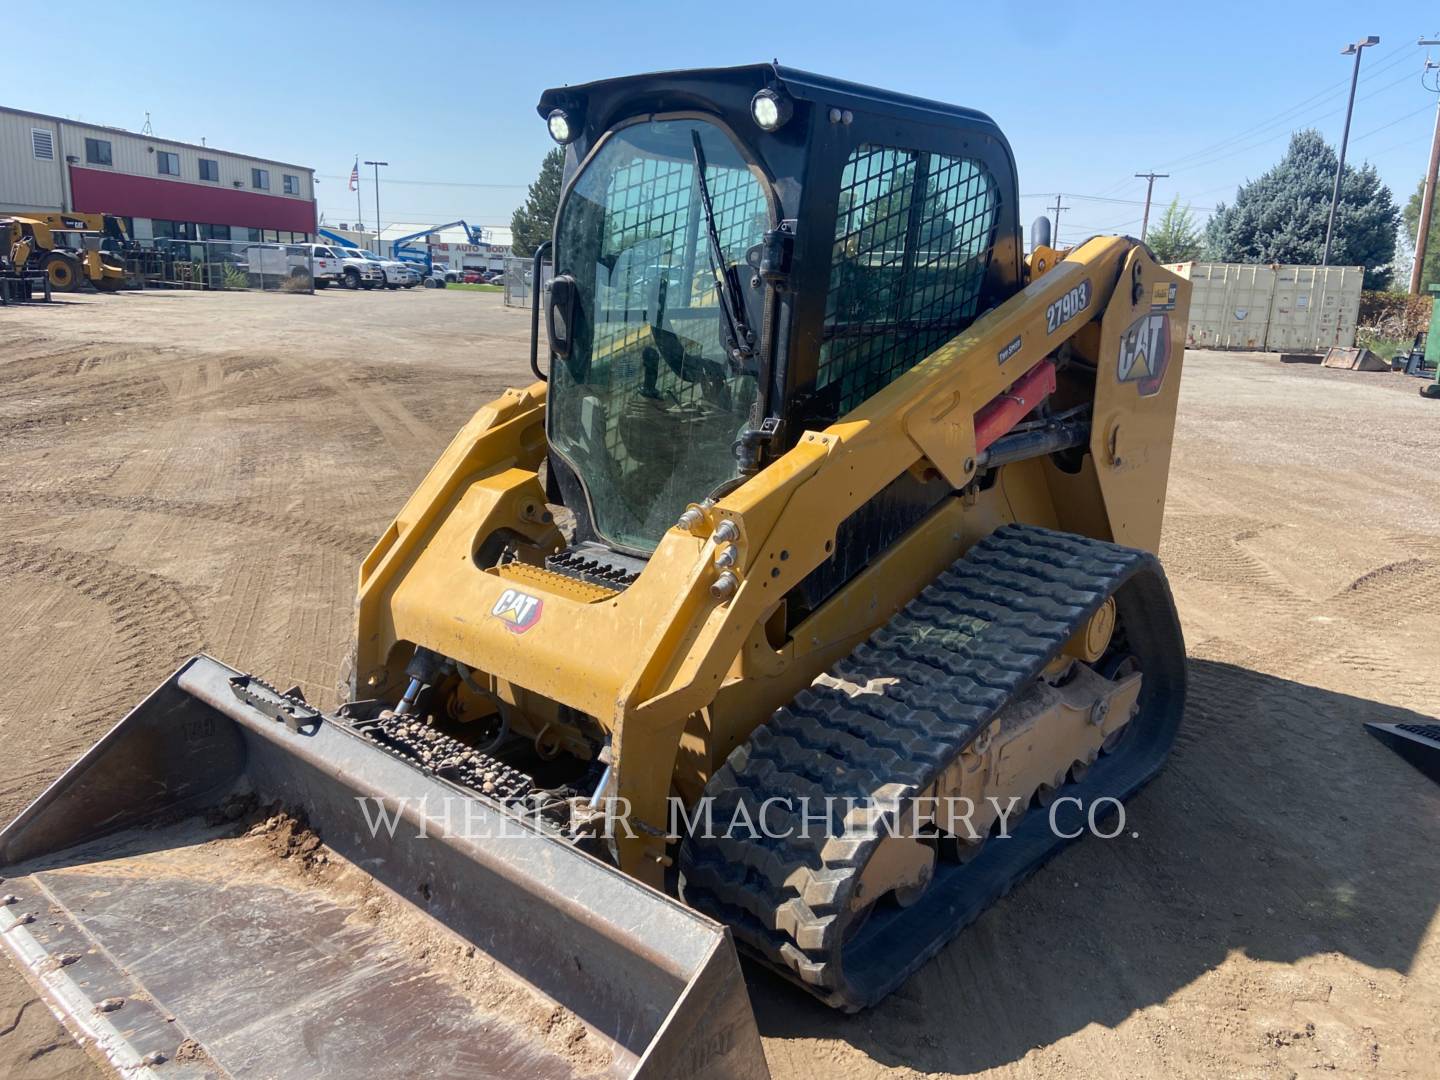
<box><xmin>1</xmin><ymin>65</ymin><xmax>1189</xmax><ymax>1078</ymax></box>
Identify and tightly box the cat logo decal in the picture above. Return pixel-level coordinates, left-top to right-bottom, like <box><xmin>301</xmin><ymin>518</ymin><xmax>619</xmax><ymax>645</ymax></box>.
<box><xmin>491</xmin><ymin>588</ymin><xmax>544</xmax><ymax>633</ymax></box>
<box><xmin>1117</xmin><ymin>313</ymin><xmax>1171</xmax><ymax>398</ymax></box>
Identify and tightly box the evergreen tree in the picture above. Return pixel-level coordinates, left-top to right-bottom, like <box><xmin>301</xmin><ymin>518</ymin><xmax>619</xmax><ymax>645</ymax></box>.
<box><xmin>1402</xmin><ymin>177</ymin><xmax>1440</xmax><ymax>291</ymax></box>
<box><xmin>509</xmin><ymin>148</ymin><xmax>566</xmax><ymax>258</ymax></box>
<box><xmin>1203</xmin><ymin>129</ymin><xmax>1399</xmax><ymax>289</ymax></box>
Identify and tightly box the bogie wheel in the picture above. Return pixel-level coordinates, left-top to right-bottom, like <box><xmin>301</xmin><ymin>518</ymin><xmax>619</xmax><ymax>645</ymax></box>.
<box><xmin>45</xmin><ymin>254</ymin><xmax>81</xmax><ymax>292</ymax></box>
<box><xmin>343</xmin><ymin>268</ymin><xmax>361</xmax><ymax>290</ymax></box>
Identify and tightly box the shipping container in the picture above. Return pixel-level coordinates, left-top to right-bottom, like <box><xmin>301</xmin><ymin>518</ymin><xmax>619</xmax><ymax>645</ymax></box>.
<box><xmin>1165</xmin><ymin>262</ymin><xmax>1364</xmax><ymax>352</ymax></box>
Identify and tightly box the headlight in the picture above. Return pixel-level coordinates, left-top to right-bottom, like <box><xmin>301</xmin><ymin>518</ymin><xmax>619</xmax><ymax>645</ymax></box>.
<box><xmin>547</xmin><ymin>108</ymin><xmax>577</xmax><ymax>144</ymax></box>
<box><xmin>750</xmin><ymin>88</ymin><xmax>793</xmax><ymax>132</ymax></box>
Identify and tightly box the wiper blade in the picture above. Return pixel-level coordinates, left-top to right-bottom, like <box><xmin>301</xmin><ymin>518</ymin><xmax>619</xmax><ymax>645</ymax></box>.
<box><xmin>690</xmin><ymin>130</ymin><xmax>754</xmax><ymax>365</ymax></box>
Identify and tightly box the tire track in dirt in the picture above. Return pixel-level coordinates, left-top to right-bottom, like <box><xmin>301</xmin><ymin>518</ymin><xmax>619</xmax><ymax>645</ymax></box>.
<box><xmin>0</xmin><ymin>490</ymin><xmax>376</xmax><ymax>555</ymax></box>
<box><xmin>1162</xmin><ymin>512</ymin><xmax>1315</xmax><ymax>619</ymax></box>
<box><xmin>1333</xmin><ymin>558</ymin><xmax>1440</xmax><ymax>617</ymax></box>
<box><xmin>0</xmin><ymin>348</ymin><xmax>340</xmax><ymax>449</ymax></box>
<box><xmin>0</xmin><ymin>542</ymin><xmax>205</xmax><ymax>821</ymax></box>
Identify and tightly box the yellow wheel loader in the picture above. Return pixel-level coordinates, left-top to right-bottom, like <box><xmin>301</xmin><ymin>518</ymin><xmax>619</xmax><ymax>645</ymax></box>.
<box><xmin>3</xmin><ymin>212</ymin><xmax>130</xmax><ymax>292</ymax></box>
<box><xmin>0</xmin><ymin>65</ymin><xmax>1190</xmax><ymax>1078</ymax></box>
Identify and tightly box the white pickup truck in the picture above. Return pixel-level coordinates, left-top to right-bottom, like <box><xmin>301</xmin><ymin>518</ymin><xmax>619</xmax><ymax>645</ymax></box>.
<box><xmin>241</xmin><ymin>243</ymin><xmax>348</xmax><ymax>289</ymax></box>
<box><xmin>347</xmin><ymin>249</ymin><xmax>419</xmax><ymax>289</ymax></box>
<box><xmin>334</xmin><ymin>248</ymin><xmax>386</xmax><ymax>290</ymax></box>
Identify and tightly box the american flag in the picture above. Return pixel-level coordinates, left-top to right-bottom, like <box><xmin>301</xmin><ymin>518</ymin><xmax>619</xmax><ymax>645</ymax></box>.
<box><xmin>348</xmin><ymin>159</ymin><xmax>359</xmax><ymax>192</ymax></box>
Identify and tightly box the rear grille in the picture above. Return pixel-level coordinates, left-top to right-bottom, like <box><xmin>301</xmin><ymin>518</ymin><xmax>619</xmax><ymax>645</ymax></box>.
<box><xmin>546</xmin><ymin>543</ymin><xmax>645</xmax><ymax>590</ymax></box>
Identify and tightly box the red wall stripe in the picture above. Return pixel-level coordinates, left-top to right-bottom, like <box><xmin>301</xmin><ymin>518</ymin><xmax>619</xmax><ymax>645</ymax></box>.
<box><xmin>69</xmin><ymin>166</ymin><xmax>316</xmax><ymax>233</ymax></box>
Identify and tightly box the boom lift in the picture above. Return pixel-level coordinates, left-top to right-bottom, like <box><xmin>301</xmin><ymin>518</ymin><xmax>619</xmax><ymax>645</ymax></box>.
<box><xmin>0</xmin><ymin>65</ymin><xmax>1191</xmax><ymax>1079</ymax></box>
<box><xmin>389</xmin><ymin>218</ymin><xmax>488</xmax><ymax>274</ymax></box>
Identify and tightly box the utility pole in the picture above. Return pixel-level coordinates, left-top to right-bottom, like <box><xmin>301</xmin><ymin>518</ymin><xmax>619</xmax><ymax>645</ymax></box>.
<box><xmin>1050</xmin><ymin>193</ymin><xmax>1070</xmax><ymax>245</ymax></box>
<box><xmin>1410</xmin><ymin>42</ymin><xmax>1440</xmax><ymax>295</ymax></box>
<box><xmin>364</xmin><ymin>160</ymin><xmax>389</xmax><ymax>254</ymax></box>
<box><xmin>1323</xmin><ymin>35</ymin><xmax>1380</xmax><ymax>266</ymax></box>
<box><xmin>1134</xmin><ymin>172</ymin><xmax>1169</xmax><ymax>240</ymax></box>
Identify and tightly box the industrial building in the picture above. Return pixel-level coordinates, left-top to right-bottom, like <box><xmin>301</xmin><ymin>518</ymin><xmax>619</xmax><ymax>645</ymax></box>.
<box><xmin>0</xmin><ymin>105</ymin><xmax>316</xmax><ymax>243</ymax></box>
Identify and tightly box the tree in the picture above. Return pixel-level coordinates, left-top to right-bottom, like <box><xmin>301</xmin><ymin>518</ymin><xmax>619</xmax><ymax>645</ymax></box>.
<box><xmin>1402</xmin><ymin>177</ymin><xmax>1440</xmax><ymax>291</ymax></box>
<box><xmin>1145</xmin><ymin>197</ymin><xmax>1202</xmax><ymax>263</ymax></box>
<box><xmin>509</xmin><ymin>148</ymin><xmax>565</xmax><ymax>258</ymax></box>
<box><xmin>1203</xmin><ymin>129</ymin><xmax>1400</xmax><ymax>289</ymax></box>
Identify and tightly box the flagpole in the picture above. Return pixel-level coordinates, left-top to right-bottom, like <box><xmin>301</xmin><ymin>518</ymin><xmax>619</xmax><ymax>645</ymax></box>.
<box><xmin>353</xmin><ymin>157</ymin><xmax>363</xmax><ymax>232</ymax></box>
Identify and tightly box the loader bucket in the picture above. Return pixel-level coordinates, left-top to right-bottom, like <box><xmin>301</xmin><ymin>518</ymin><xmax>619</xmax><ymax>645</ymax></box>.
<box><xmin>0</xmin><ymin>656</ymin><xmax>769</xmax><ymax>1080</ymax></box>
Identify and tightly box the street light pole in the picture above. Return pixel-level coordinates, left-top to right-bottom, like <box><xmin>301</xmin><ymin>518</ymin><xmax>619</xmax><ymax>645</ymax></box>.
<box><xmin>1410</xmin><ymin>43</ymin><xmax>1440</xmax><ymax>295</ymax></box>
<box><xmin>1134</xmin><ymin>172</ymin><xmax>1170</xmax><ymax>240</ymax></box>
<box><xmin>364</xmin><ymin>160</ymin><xmax>388</xmax><ymax>254</ymax></box>
<box><xmin>1322</xmin><ymin>35</ymin><xmax>1379</xmax><ymax>266</ymax></box>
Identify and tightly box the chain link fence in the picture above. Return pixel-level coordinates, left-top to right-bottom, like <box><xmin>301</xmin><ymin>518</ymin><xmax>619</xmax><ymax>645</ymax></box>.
<box><xmin>119</xmin><ymin>239</ymin><xmax>316</xmax><ymax>293</ymax></box>
<box><xmin>503</xmin><ymin>255</ymin><xmax>553</xmax><ymax>308</ymax></box>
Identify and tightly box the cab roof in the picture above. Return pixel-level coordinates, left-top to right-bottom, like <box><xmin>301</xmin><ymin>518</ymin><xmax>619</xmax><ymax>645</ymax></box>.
<box><xmin>536</xmin><ymin>63</ymin><xmax>1003</xmax><ymax>138</ymax></box>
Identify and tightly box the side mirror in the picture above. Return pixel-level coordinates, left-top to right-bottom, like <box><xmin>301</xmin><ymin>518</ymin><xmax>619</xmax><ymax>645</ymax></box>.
<box><xmin>546</xmin><ymin>273</ymin><xmax>577</xmax><ymax>360</ymax></box>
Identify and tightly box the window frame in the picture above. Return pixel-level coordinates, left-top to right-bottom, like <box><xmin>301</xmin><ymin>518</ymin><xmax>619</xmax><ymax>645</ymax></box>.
<box><xmin>84</xmin><ymin>138</ymin><xmax>113</xmax><ymax>166</ymax></box>
<box><xmin>779</xmin><ymin>108</ymin><xmax>1022</xmax><ymax>434</ymax></box>
<box><xmin>545</xmin><ymin>110</ymin><xmax>780</xmax><ymax>557</ymax></box>
<box><xmin>199</xmin><ymin>158</ymin><xmax>220</xmax><ymax>182</ymax></box>
<box><xmin>156</xmin><ymin>150</ymin><xmax>181</xmax><ymax>176</ymax></box>
<box><xmin>813</xmin><ymin>143</ymin><xmax>1002</xmax><ymax>416</ymax></box>
<box><xmin>282</xmin><ymin>173</ymin><xmax>300</xmax><ymax>195</ymax></box>
<box><xmin>252</xmin><ymin>168</ymin><xmax>270</xmax><ymax>190</ymax></box>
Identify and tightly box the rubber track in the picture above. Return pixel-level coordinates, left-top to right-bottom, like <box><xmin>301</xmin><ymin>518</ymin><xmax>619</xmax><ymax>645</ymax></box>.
<box><xmin>679</xmin><ymin>523</ymin><xmax>1183</xmax><ymax>1010</ymax></box>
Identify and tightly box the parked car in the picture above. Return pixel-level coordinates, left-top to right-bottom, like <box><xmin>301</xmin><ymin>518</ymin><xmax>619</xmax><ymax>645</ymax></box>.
<box><xmin>462</xmin><ymin>268</ymin><xmax>486</xmax><ymax>284</ymax></box>
<box><xmin>432</xmin><ymin>261</ymin><xmax>461</xmax><ymax>284</ymax></box>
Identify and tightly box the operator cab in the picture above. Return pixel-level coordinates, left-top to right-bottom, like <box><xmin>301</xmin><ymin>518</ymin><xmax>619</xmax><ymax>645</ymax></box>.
<box><xmin>535</xmin><ymin>64</ymin><xmax>1023</xmax><ymax>599</ymax></box>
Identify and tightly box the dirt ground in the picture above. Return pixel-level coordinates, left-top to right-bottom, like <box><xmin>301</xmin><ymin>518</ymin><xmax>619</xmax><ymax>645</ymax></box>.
<box><xmin>0</xmin><ymin>289</ymin><xmax>1436</xmax><ymax>1079</ymax></box>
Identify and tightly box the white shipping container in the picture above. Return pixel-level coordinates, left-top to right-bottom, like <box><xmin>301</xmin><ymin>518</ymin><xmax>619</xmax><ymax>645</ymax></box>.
<box><xmin>1165</xmin><ymin>262</ymin><xmax>1363</xmax><ymax>352</ymax></box>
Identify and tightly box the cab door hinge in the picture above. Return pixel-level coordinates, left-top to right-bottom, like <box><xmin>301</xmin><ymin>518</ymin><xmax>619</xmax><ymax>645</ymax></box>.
<box><xmin>736</xmin><ymin>415</ymin><xmax>784</xmax><ymax>474</ymax></box>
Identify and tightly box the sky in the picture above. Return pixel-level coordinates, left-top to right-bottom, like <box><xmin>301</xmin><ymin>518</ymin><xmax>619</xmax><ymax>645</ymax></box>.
<box><xmin>11</xmin><ymin>1</ymin><xmax>1440</xmax><ymax>250</ymax></box>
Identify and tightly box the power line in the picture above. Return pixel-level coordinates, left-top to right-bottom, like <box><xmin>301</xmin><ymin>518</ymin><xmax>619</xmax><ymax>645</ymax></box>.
<box><xmin>316</xmin><ymin>173</ymin><xmax>527</xmax><ymax>189</ymax></box>
<box><xmin>1351</xmin><ymin>101</ymin><xmax>1436</xmax><ymax>142</ymax></box>
<box><xmin>1082</xmin><ymin>42</ymin><xmax>1417</xmax><ymax>196</ymax></box>
<box><xmin>1168</xmin><ymin>63</ymin><xmax>1423</xmax><ymax>176</ymax></box>
<box><xmin>1021</xmin><ymin>192</ymin><xmax>1217</xmax><ymax>213</ymax></box>
<box><xmin>1155</xmin><ymin>44</ymin><xmax>1414</xmax><ymax>172</ymax></box>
